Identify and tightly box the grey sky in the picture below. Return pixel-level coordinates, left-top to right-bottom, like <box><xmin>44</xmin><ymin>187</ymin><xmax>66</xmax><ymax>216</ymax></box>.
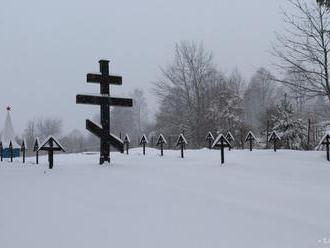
<box><xmin>0</xmin><ymin>0</ymin><xmax>289</xmax><ymax>135</ymax></box>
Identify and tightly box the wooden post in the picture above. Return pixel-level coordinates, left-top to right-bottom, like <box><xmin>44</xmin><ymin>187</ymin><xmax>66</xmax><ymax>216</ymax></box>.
<box><xmin>9</xmin><ymin>141</ymin><xmax>13</xmax><ymax>163</ymax></box>
<box><xmin>240</xmin><ymin>128</ymin><xmax>244</xmax><ymax>149</ymax></box>
<box><xmin>139</xmin><ymin>135</ymin><xmax>148</xmax><ymax>155</ymax></box>
<box><xmin>22</xmin><ymin>147</ymin><xmax>25</xmax><ymax>163</ymax></box>
<box><xmin>266</xmin><ymin>120</ymin><xmax>270</xmax><ymax>149</ymax></box>
<box><xmin>220</xmin><ymin>140</ymin><xmax>225</xmax><ymax>164</ymax></box>
<box><xmin>34</xmin><ymin>138</ymin><xmax>39</xmax><ymax>165</ymax></box>
<box><xmin>176</xmin><ymin>134</ymin><xmax>187</xmax><ymax>158</ymax></box>
<box><xmin>320</xmin><ymin>134</ymin><xmax>330</xmax><ymax>162</ymax></box>
<box><xmin>274</xmin><ymin>140</ymin><xmax>277</xmax><ymax>152</ymax></box>
<box><xmin>49</xmin><ymin>139</ymin><xmax>54</xmax><ymax>169</ymax></box>
<box><xmin>0</xmin><ymin>142</ymin><xmax>3</xmax><ymax>162</ymax></box>
<box><xmin>160</xmin><ymin>143</ymin><xmax>163</xmax><ymax>156</ymax></box>
<box><xmin>21</xmin><ymin>140</ymin><xmax>26</xmax><ymax>163</ymax></box>
<box><xmin>307</xmin><ymin>119</ymin><xmax>311</xmax><ymax>150</ymax></box>
<box><xmin>249</xmin><ymin>140</ymin><xmax>252</xmax><ymax>151</ymax></box>
<box><xmin>123</xmin><ymin>135</ymin><xmax>130</xmax><ymax>155</ymax></box>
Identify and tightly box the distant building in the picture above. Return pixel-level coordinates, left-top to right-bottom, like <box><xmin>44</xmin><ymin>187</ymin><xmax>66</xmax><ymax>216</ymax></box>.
<box><xmin>1</xmin><ymin>107</ymin><xmax>20</xmax><ymax>158</ymax></box>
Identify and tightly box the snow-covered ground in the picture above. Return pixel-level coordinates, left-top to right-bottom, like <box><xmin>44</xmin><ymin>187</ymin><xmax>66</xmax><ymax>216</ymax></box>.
<box><xmin>1</xmin><ymin>148</ymin><xmax>330</xmax><ymax>248</ymax></box>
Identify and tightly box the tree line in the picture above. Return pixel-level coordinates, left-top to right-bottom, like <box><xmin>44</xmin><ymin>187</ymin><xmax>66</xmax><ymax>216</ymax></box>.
<box><xmin>18</xmin><ymin>0</ymin><xmax>330</xmax><ymax>152</ymax></box>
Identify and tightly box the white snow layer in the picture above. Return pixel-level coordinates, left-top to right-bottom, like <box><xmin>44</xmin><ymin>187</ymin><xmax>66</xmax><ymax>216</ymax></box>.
<box><xmin>1</xmin><ymin>148</ymin><xmax>330</xmax><ymax>248</ymax></box>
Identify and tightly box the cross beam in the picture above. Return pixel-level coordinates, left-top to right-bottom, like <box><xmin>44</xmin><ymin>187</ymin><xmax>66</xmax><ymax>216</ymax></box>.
<box><xmin>87</xmin><ymin>74</ymin><xmax>122</xmax><ymax>85</ymax></box>
<box><xmin>76</xmin><ymin>95</ymin><xmax>132</xmax><ymax>107</ymax></box>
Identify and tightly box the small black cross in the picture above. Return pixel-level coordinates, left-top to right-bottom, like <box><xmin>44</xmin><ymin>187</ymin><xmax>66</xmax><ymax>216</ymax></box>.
<box><xmin>245</xmin><ymin>131</ymin><xmax>256</xmax><ymax>151</ymax></box>
<box><xmin>321</xmin><ymin>134</ymin><xmax>330</xmax><ymax>161</ymax></box>
<box><xmin>176</xmin><ymin>133</ymin><xmax>188</xmax><ymax>158</ymax></box>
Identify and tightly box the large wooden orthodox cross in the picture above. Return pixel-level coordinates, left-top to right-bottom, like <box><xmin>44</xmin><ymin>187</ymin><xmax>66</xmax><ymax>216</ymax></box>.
<box><xmin>76</xmin><ymin>60</ymin><xmax>133</xmax><ymax>164</ymax></box>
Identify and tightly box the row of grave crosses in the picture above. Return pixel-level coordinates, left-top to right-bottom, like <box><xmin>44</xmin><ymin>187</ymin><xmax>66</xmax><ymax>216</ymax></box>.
<box><xmin>0</xmin><ymin>136</ymin><xmax>65</xmax><ymax>169</ymax></box>
<box><xmin>207</xmin><ymin>130</ymin><xmax>281</xmax><ymax>165</ymax></box>
<box><xmin>123</xmin><ymin>133</ymin><xmax>188</xmax><ymax>158</ymax></box>
<box><xmin>117</xmin><ymin>130</ymin><xmax>283</xmax><ymax>165</ymax></box>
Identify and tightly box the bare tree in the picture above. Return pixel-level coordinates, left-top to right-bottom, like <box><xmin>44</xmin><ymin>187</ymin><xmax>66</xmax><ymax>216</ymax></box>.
<box><xmin>153</xmin><ymin>41</ymin><xmax>219</xmax><ymax>147</ymax></box>
<box><xmin>36</xmin><ymin>117</ymin><xmax>63</xmax><ymax>140</ymax></box>
<box><xmin>272</xmin><ymin>0</ymin><xmax>330</xmax><ymax>104</ymax></box>
<box><xmin>23</xmin><ymin>119</ymin><xmax>37</xmax><ymax>148</ymax></box>
<box><xmin>317</xmin><ymin>0</ymin><xmax>330</xmax><ymax>8</ymax></box>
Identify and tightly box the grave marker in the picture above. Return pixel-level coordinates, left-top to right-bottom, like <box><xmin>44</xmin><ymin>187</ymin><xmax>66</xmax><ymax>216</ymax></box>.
<box><xmin>269</xmin><ymin>131</ymin><xmax>280</xmax><ymax>152</ymax></box>
<box><xmin>21</xmin><ymin>139</ymin><xmax>26</xmax><ymax>163</ymax></box>
<box><xmin>245</xmin><ymin>131</ymin><xmax>257</xmax><ymax>151</ymax></box>
<box><xmin>176</xmin><ymin>133</ymin><xmax>188</xmax><ymax>158</ymax></box>
<box><xmin>33</xmin><ymin>138</ymin><xmax>40</xmax><ymax>164</ymax></box>
<box><xmin>320</xmin><ymin>134</ymin><xmax>330</xmax><ymax>161</ymax></box>
<box><xmin>38</xmin><ymin>136</ymin><xmax>65</xmax><ymax>169</ymax></box>
<box><xmin>123</xmin><ymin>134</ymin><xmax>130</xmax><ymax>155</ymax></box>
<box><xmin>156</xmin><ymin>134</ymin><xmax>167</xmax><ymax>156</ymax></box>
<box><xmin>225</xmin><ymin>131</ymin><xmax>235</xmax><ymax>151</ymax></box>
<box><xmin>212</xmin><ymin>134</ymin><xmax>231</xmax><ymax>165</ymax></box>
<box><xmin>0</xmin><ymin>141</ymin><xmax>2</xmax><ymax>162</ymax></box>
<box><xmin>76</xmin><ymin>60</ymin><xmax>133</xmax><ymax>164</ymax></box>
<box><xmin>9</xmin><ymin>141</ymin><xmax>13</xmax><ymax>162</ymax></box>
<box><xmin>206</xmin><ymin>132</ymin><xmax>215</xmax><ymax>149</ymax></box>
<box><xmin>139</xmin><ymin>135</ymin><xmax>148</xmax><ymax>155</ymax></box>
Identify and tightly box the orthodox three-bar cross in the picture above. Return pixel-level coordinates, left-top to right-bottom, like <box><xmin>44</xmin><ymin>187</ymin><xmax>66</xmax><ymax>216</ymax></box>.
<box><xmin>76</xmin><ymin>60</ymin><xmax>133</xmax><ymax>164</ymax></box>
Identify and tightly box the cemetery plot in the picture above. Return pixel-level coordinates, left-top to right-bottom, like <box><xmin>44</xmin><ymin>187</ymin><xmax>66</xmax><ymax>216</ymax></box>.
<box><xmin>123</xmin><ymin>134</ymin><xmax>130</xmax><ymax>155</ymax></box>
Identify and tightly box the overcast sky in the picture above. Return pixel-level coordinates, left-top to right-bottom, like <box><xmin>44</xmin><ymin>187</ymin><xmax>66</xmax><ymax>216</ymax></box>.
<box><xmin>0</xmin><ymin>0</ymin><xmax>290</xmax><ymax>136</ymax></box>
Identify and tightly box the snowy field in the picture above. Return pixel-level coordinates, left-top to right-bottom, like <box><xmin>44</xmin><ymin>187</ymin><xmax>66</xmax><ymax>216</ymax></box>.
<box><xmin>1</xmin><ymin>148</ymin><xmax>330</xmax><ymax>248</ymax></box>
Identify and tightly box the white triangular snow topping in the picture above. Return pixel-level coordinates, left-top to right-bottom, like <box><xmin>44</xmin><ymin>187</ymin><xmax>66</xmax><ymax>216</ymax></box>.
<box><xmin>318</xmin><ymin>131</ymin><xmax>330</xmax><ymax>147</ymax></box>
<box><xmin>212</xmin><ymin>134</ymin><xmax>231</xmax><ymax>148</ymax></box>
<box><xmin>176</xmin><ymin>133</ymin><xmax>188</xmax><ymax>145</ymax></box>
<box><xmin>124</xmin><ymin>134</ymin><xmax>130</xmax><ymax>143</ymax></box>
<box><xmin>157</xmin><ymin>134</ymin><xmax>167</xmax><ymax>145</ymax></box>
<box><xmin>268</xmin><ymin>131</ymin><xmax>281</xmax><ymax>141</ymax></box>
<box><xmin>245</xmin><ymin>131</ymin><xmax>257</xmax><ymax>142</ymax></box>
<box><xmin>38</xmin><ymin>135</ymin><xmax>65</xmax><ymax>152</ymax></box>
<box><xmin>226</xmin><ymin>131</ymin><xmax>235</xmax><ymax>141</ymax></box>
<box><xmin>206</xmin><ymin>131</ymin><xmax>215</xmax><ymax>140</ymax></box>
<box><xmin>140</xmin><ymin>134</ymin><xmax>149</xmax><ymax>144</ymax></box>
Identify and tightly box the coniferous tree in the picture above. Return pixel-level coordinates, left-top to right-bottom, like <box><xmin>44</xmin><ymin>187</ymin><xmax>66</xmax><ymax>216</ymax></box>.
<box><xmin>271</xmin><ymin>94</ymin><xmax>307</xmax><ymax>149</ymax></box>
